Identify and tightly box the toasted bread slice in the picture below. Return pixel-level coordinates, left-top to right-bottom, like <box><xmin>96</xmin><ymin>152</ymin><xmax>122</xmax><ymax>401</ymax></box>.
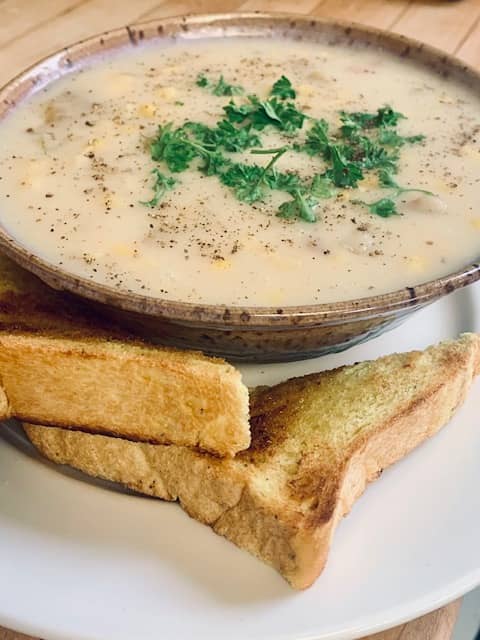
<box><xmin>0</xmin><ymin>254</ymin><xmax>250</xmax><ymax>456</ymax></box>
<box><xmin>25</xmin><ymin>334</ymin><xmax>480</xmax><ymax>589</ymax></box>
<box><xmin>1</xmin><ymin>332</ymin><xmax>250</xmax><ymax>455</ymax></box>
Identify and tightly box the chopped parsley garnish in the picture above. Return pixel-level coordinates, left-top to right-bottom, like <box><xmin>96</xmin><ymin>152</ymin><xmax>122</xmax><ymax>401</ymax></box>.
<box><xmin>222</xmin><ymin>101</ymin><xmax>252</xmax><ymax>123</ymax></box>
<box><xmin>270</xmin><ymin>75</ymin><xmax>296</xmax><ymax>100</ymax></box>
<box><xmin>354</xmin><ymin>171</ymin><xmax>435</xmax><ymax>217</ymax></box>
<box><xmin>220</xmin><ymin>162</ymin><xmax>267</xmax><ymax>203</ymax></box>
<box><xmin>212</xmin><ymin>75</ymin><xmax>244</xmax><ymax>96</ymax></box>
<box><xmin>265</xmin><ymin>168</ymin><xmax>303</xmax><ymax>194</ymax></box>
<box><xmin>196</xmin><ymin>74</ymin><xmax>209</xmax><ymax>87</ymax></box>
<box><xmin>196</xmin><ymin>73</ymin><xmax>244</xmax><ymax>96</ymax></box>
<box><xmin>140</xmin><ymin>168</ymin><xmax>176</xmax><ymax>207</ymax></box>
<box><xmin>220</xmin><ymin>147</ymin><xmax>290</xmax><ymax>204</ymax></box>
<box><xmin>300</xmin><ymin>119</ymin><xmax>330</xmax><ymax>156</ymax></box>
<box><xmin>224</xmin><ymin>96</ymin><xmax>305</xmax><ymax>133</ymax></box>
<box><xmin>181</xmin><ymin>120</ymin><xmax>261</xmax><ymax>153</ymax></box>
<box><xmin>340</xmin><ymin>106</ymin><xmax>405</xmax><ymax>134</ymax></box>
<box><xmin>143</xmin><ymin>75</ymin><xmax>432</xmax><ymax>223</ymax></box>
<box><xmin>150</xmin><ymin>123</ymin><xmax>197</xmax><ymax>172</ymax></box>
<box><xmin>378</xmin><ymin>129</ymin><xmax>425</xmax><ymax>147</ymax></box>
<box><xmin>278</xmin><ymin>190</ymin><xmax>317</xmax><ymax>223</ymax></box>
<box><xmin>211</xmin><ymin>120</ymin><xmax>261</xmax><ymax>152</ymax></box>
<box><xmin>326</xmin><ymin>146</ymin><xmax>364</xmax><ymax>188</ymax></box>
<box><xmin>354</xmin><ymin>137</ymin><xmax>399</xmax><ymax>172</ymax></box>
<box><xmin>310</xmin><ymin>174</ymin><xmax>336</xmax><ymax>199</ymax></box>
<box><xmin>378</xmin><ymin>169</ymin><xmax>400</xmax><ymax>189</ymax></box>
<box><xmin>353</xmin><ymin>197</ymin><xmax>399</xmax><ymax>218</ymax></box>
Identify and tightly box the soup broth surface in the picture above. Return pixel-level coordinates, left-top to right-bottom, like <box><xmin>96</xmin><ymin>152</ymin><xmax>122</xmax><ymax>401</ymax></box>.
<box><xmin>0</xmin><ymin>36</ymin><xmax>479</xmax><ymax>306</ymax></box>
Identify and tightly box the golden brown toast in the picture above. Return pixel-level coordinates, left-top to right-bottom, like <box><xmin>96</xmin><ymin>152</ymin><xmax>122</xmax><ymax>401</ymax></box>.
<box><xmin>0</xmin><ymin>255</ymin><xmax>250</xmax><ymax>456</ymax></box>
<box><xmin>25</xmin><ymin>333</ymin><xmax>480</xmax><ymax>589</ymax></box>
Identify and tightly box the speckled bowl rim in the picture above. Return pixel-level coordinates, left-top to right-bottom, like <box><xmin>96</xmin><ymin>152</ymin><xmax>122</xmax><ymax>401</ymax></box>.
<box><xmin>0</xmin><ymin>11</ymin><xmax>479</xmax><ymax>328</ymax></box>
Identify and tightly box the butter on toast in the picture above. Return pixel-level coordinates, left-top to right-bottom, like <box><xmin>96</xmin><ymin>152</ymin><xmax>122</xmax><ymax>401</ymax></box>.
<box><xmin>25</xmin><ymin>333</ymin><xmax>480</xmax><ymax>589</ymax></box>
<box><xmin>0</xmin><ymin>255</ymin><xmax>250</xmax><ymax>456</ymax></box>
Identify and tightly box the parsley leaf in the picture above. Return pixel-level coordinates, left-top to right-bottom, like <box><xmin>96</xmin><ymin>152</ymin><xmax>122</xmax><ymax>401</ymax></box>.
<box><xmin>212</xmin><ymin>75</ymin><xmax>244</xmax><ymax>96</ymax></box>
<box><xmin>339</xmin><ymin>113</ymin><xmax>363</xmax><ymax>139</ymax></box>
<box><xmin>224</xmin><ymin>97</ymin><xmax>305</xmax><ymax>133</ymax></box>
<box><xmin>261</xmin><ymin>99</ymin><xmax>283</xmax><ymax>123</ymax></box>
<box><xmin>180</xmin><ymin>121</ymin><xmax>215</xmax><ymax>146</ymax></box>
<box><xmin>265</xmin><ymin>169</ymin><xmax>303</xmax><ymax>194</ymax></box>
<box><xmin>301</xmin><ymin>119</ymin><xmax>331</xmax><ymax>156</ymax></box>
<box><xmin>376</xmin><ymin>106</ymin><xmax>406</xmax><ymax>128</ymax></box>
<box><xmin>213</xmin><ymin>121</ymin><xmax>261</xmax><ymax>151</ymax></box>
<box><xmin>341</xmin><ymin>106</ymin><xmax>406</xmax><ymax>133</ymax></box>
<box><xmin>150</xmin><ymin>122</ymin><xmax>233</xmax><ymax>175</ymax></box>
<box><xmin>278</xmin><ymin>190</ymin><xmax>318</xmax><ymax>223</ymax></box>
<box><xmin>326</xmin><ymin>146</ymin><xmax>364</xmax><ymax>188</ymax></box>
<box><xmin>299</xmin><ymin>120</ymin><xmax>398</xmax><ymax>178</ymax></box>
<box><xmin>378</xmin><ymin>169</ymin><xmax>434</xmax><ymax>197</ymax></box>
<box><xmin>276</xmin><ymin>173</ymin><xmax>334</xmax><ymax>222</ymax></box>
<box><xmin>181</xmin><ymin>120</ymin><xmax>260</xmax><ymax>153</ymax></box>
<box><xmin>271</xmin><ymin>75</ymin><xmax>296</xmax><ymax>100</ymax></box>
<box><xmin>196</xmin><ymin>74</ymin><xmax>209</xmax><ymax>88</ymax></box>
<box><xmin>223</xmin><ymin>101</ymin><xmax>253</xmax><ymax>123</ymax></box>
<box><xmin>197</xmin><ymin>74</ymin><xmax>243</xmax><ymax>95</ymax></box>
<box><xmin>199</xmin><ymin>150</ymin><xmax>230</xmax><ymax>177</ymax></box>
<box><xmin>220</xmin><ymin>163</ymin><xmax>266</xmax><ymax>203</ymax></box>
<box><xmin>150</xmin><ymin>123</ymin><xmax>198</xmax><ymax>172</ymax></box>
<box><xmin>254</xmin><ymin>98</ymin><xmax>306</xmax><ymax>132</ymax></box>
<box><xmin>405</xmin><ymin>134</ymin><xmax>425</xmax><ymax>145</ymax></box>
<box><xmin>310</xmin><ymin>174</ymin><xmax>336</xmax><ymax>199</ymax></box>
<box><xmin>221</xmin><ymin>147</ymin><xmax>289</xmax><ymax>203</ymax></box>
<box><xmin>353</xmin><ymin>197</ymin><xmax>399</xmax><ymax>218</ymax></box>
<box><xmin>356</xmin><ymin>137</ymin><xmax>399</xmax><ymax>171</ymax></box>
<box><xmin>140</xmin><ymin>168</ymin><xmax>176</xmax><ymax>207</ymax></box>
<box><xmin>378</xmin><ymin>129</ymin><xmax>425</xmax><ymax>147</ymax></box>
<box><xmin>246</xmin><ymin>148</ymin><xmax>302</xmax><ymax>195</ymax></box>
<box><xmin>378</xmin><ymin>169</ymin><xmax>400</xmax><ymax>189</ymax></box>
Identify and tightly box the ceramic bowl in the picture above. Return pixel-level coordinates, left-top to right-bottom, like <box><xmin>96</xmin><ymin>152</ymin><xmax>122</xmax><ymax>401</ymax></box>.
<box><xmin>0</xmin><ymin>13</ymin><xmax>479</xmax><ymax>362</ymax></box>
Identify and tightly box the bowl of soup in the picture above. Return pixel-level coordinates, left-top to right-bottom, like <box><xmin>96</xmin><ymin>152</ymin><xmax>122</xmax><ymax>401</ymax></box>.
<box><xmin>0</xmin><ymin>13</ymin><xmax>479</xmax><ymax>361</ymax></box>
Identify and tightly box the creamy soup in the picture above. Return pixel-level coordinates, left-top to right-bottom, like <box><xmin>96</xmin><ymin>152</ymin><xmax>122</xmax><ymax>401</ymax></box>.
<box><xmin>0</xmin><ymin>36</ymin><xmax>479</xmax><ymax>306</ymax></box>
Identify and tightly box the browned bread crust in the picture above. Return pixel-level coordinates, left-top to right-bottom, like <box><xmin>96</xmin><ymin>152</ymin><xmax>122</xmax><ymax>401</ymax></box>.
<box><xmin>25</xmin><ymin>333</ymin><xmax>480</xmax><ymax>588</ymax></box>
<box><xmin>0</xmin><ymin>254</ymin><xmax>250</xmax><ymax>456</ymax></box>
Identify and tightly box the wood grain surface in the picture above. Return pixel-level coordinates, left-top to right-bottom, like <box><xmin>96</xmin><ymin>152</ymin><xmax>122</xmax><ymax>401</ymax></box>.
<box><xmin>0</xmin><ymin>0</ymin><xmax>476</xmax><ymax>638</ymax></box>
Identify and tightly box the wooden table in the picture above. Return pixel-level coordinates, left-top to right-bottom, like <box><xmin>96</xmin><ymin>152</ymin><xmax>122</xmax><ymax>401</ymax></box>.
<box><xmin>1</xmin><ymin>0</ymin><xmax>479</xmax><ymax>638</ymax></box>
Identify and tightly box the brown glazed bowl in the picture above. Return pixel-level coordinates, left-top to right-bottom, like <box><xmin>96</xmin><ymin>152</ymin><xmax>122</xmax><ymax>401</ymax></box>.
<box><xmin>0</xmin><ymin>13</ymin><xmax>479</xmax><ymax>362</ymax></box>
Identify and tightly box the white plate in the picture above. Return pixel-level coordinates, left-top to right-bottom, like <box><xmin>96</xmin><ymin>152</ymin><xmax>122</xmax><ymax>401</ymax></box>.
<box><xmin>1</xmin><ymin>284</ymin><xmax>480</xmax><ymax>640</ymax></box>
